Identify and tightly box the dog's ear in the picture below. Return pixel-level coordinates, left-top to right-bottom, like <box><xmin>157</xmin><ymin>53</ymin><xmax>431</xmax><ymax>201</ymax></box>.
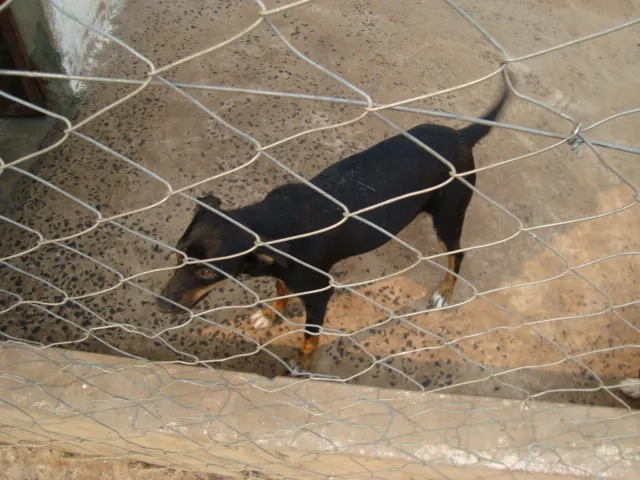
<box><xmin>197</xmin><ymin>193</ymin><xmax>222</xmax><ymax>210</ymax></box>
<box><xmin>253</xmin><ymin>241</ymin><xmax>290</xmax><ymax>269</ymax></box>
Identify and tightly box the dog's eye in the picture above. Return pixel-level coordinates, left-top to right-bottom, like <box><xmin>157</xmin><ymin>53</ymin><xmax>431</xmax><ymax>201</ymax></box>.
<box><xmin>196</xmin><ymin>268</ymin><xmax>216</xmax><ymax>280</ymax></box>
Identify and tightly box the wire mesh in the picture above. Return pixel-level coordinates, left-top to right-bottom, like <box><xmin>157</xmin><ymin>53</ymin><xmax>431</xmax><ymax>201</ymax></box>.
<box><xmin>0</xmin><ymin>0</ymin><xmax>639</xmax><ymax>478</ymax></box>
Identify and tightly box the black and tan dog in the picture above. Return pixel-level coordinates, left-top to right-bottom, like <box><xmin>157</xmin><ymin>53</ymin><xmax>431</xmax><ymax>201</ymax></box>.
<box><xmin>157</xmin><ymin>88</ymin><xmax>509</xmax><ymax>373</ymax></box>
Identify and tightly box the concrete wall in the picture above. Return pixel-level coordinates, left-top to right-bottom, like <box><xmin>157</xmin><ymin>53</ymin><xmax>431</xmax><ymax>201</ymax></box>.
<box><xmin>0</xmin><ymin>344</ymin><xmax>638</xmax><ymax>479</ymax></box>
<box><xmin>8</xmin><ymin>0</ymin><xmax>71</xmax><ymax>114</ymax></box>
<box><xmin>41</xmin><ymin>0</ymin><xmax>123</xmax><ymax>93</ymax></box>
<box><xmin>8</xmin><ymin>0</ymin><xmax>122</xmax><ymax>108</ymax></box>
<box><xmin>1</xmin><ymin>0</ymin><xmax>122</xmax><ymax>183</ymax></box>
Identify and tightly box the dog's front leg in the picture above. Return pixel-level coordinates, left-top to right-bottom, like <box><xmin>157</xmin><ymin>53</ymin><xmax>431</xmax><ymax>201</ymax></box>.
<box><xmin>250</xmin><ymin>279</ymin><xmax>292</xmax><ymax>329</ymax></box>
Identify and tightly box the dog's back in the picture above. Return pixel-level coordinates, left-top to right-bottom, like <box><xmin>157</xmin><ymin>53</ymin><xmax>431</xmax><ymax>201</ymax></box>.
<box><xmin>248</xmin><ymin>89</ymin><xmax>508</xmax><ymax>265</ymax></box>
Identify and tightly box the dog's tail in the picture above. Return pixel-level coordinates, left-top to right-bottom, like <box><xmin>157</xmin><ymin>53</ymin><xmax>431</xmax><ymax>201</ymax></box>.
<box><xmin>459</xmin><ymin>85</ymin><xmax>509</xmax><ymax>147</ymax></box>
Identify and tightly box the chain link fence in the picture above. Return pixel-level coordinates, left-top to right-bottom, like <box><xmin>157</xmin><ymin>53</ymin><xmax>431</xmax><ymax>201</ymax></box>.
<box><xmin>0</xmin><ymin>0</ymin><xmax>639</xmax><ymax>477</ymax></box>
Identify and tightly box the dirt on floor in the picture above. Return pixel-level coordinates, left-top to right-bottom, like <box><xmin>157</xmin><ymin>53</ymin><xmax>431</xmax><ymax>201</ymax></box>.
<box><xmin>1</xmin><ymin>0</ymin><xmax>639</xmax><ymax>408</ymax></box>
<box><xmin>0</xmin><ymin>445</ymin><xmax>226</xmax><ymax>480</ymax></box>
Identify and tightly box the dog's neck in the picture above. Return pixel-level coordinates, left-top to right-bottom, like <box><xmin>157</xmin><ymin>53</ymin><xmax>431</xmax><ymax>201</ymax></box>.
<box><xmin>232</xmin><ymin>197</ymin><xmax>297</xmax><ymax>240</ymax></box>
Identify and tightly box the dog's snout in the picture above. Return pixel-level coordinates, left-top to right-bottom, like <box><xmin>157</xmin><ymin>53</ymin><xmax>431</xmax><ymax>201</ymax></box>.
<box><xmin>156</xmin><ymin>296</ymin><xmax>184</xmax><ymax>314</ymax></box>
<box><xmin>157</xmin><ymin>268</ymin><xmax>218</xmax><ymax>313</ymax></box>
<box><xmin>157</xmin><ymin>270</ymin><xmax>191</xmax><ymax>314</ymax></box>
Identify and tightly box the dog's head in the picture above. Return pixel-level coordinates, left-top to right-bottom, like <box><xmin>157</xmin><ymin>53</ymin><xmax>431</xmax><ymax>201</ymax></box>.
<box><xmin>156</xmin><ymin>194</ymin><xmax>289</xmax><ymax>313</ymax></box>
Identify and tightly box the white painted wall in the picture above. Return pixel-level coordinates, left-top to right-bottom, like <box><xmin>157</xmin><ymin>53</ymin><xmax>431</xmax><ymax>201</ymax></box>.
<box><xmin>43</xmin><ymin>0</ymin><xmax>124</xmax><ymax>92</ymax></box>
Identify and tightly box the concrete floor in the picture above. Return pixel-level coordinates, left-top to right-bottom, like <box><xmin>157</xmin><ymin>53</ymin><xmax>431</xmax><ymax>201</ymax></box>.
<box><xmin>1</xmin><ymin>0</ymin><xmax>639</xmax><ymax>407</ymax></box>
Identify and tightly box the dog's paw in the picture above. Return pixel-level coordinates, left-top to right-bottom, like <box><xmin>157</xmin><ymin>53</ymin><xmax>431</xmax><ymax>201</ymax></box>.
<box><xmin>250</xmin><ymin>311</ymin><xmax>273</xmax><ymax>329</ymax></box>
<box><xmin>619</xmin><ymin>378</ymin><xmax>640</xmax><ymax>399</ymax></box>
<box><xmin>428</xmin><ymin>291</ymin><xmax>448</xmax><ymax>309</ymax></box>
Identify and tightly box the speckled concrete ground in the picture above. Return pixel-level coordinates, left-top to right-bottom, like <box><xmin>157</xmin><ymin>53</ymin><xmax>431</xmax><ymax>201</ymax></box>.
<box><xmin>1</xmin><ymin>0</ymin><xmax>639</xmax><ymax>407</ymax></box>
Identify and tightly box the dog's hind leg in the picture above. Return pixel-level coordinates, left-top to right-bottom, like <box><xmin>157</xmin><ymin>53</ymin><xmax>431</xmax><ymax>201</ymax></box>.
<box><xmin>250</xmin><ymin>279</ymin><xmax>292</xmax><ymax>329</ymax></box>
<box><xmin>289</xmin><ymin>287</ymin><xmax>333</xmax><ymax>374</ymax></box>
<box><xmin>424</xmin><ymin>176</ymin><xmax>475</xmax><ymax>309</ymax></box>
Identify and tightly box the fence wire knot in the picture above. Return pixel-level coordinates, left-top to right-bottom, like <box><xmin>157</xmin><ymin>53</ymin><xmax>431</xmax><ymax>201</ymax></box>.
<box><xmin>569</xmin><ymin>122</ymin><xmax>584</xmax><ymax>157</ymax></box>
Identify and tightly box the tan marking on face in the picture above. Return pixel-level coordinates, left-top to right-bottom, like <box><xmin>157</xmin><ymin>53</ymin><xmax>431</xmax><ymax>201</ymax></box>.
<box><xmin>160</xmin><ymin>277</ymin><xmax>172</xmax><ymax>296</ymax></box>
<box><xmin>255</xmin><ymin>252</ymin><xmax>276</xmax><ymax>265</ymax></box>
<box><xmin>179</xmin><ymin>283</ymin><xmax>218</xmax><ymax>308</ymax></box>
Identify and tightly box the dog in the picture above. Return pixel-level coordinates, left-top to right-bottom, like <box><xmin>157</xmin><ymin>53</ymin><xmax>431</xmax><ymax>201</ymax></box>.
<box><xmin>157</xmin><ymin>87</ymin><xmax>509</xmax><ymax>373</ymax></box>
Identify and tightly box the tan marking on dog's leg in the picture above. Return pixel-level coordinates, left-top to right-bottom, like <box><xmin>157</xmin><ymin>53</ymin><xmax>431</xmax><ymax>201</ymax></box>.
<box><xmin>298</xmin><ymin>335</ymin><xmax>319</xmax><ymax>371</ymax></box>
<box><xmin>430</xmin><ymin>239</ymin><xmax>458</xmax><ymax>308</ymax></box>
<box><xmin>263</xmin><ymin>279</ymin><xmax>291</xmax><ymax>321</ymax></box>
<box><xmin>251</xmin><ymin>280</ymin><xmax>293</xmax><ymax>329</ymax></box>
<box><xmin>438</xmin><ymin>252</ymin><xmax>458</xmax><ymax>303</ymax></box>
